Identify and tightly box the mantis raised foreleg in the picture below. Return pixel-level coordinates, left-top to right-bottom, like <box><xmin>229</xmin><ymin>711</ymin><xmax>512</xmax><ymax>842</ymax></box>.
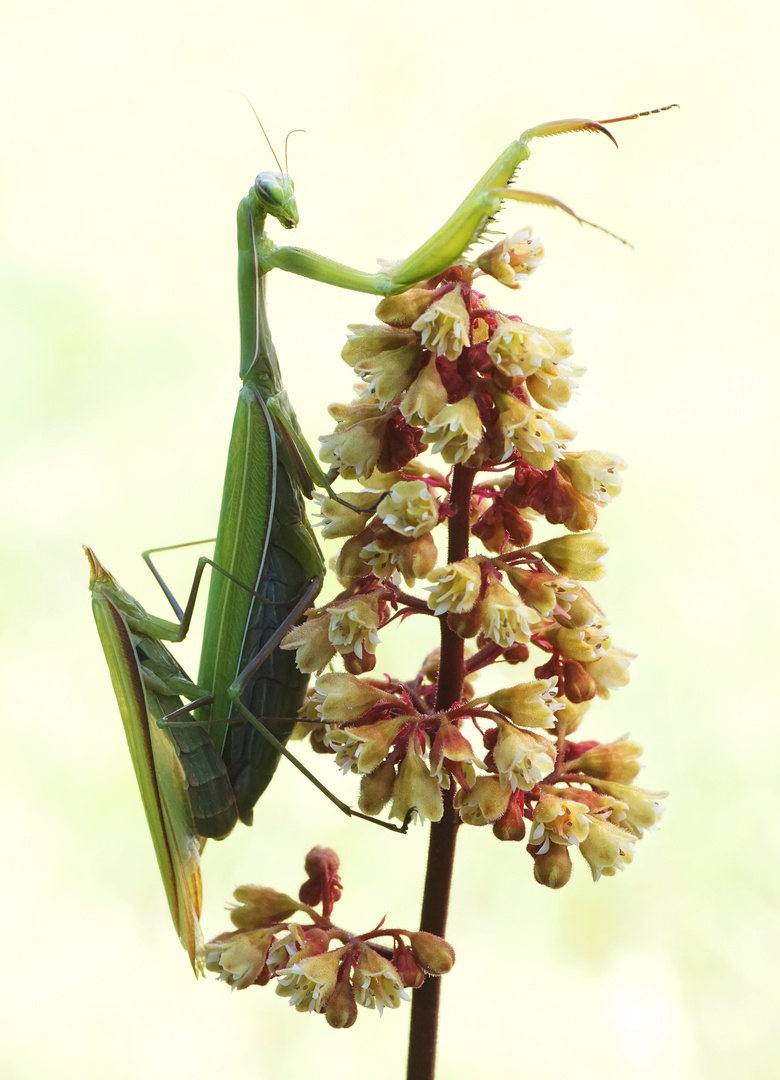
<box><xmin>252</xmin><ymin>106</ymin><xmax>677</xmax><ymax>296</ymax></box>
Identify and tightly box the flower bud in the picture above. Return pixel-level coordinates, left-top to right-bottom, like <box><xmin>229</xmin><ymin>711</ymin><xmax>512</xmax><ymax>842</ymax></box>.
<box><xmin>430</xmin><ymin>722</ymin><xmax>478</xmax><ymax>780</ymax></box>
<box><xmin>393</xmin><ymin>944</ymin><xmax>425</xmax><ymax>989</ymax></box>
<box><xmin>324</xmin><ymin>975</ymin><xmax>358</xmax><ymax>1029</ymax></box>
<box><xmin>534</xmin><ymin>533</ymin><xmax>608</xmax><ymax>581</ymax></box>
<box><xmin>300</xmin><ymin>847</ymin><xmax>343</xmax><ymax>909</ymax></box>
<box><xmin>408</xmin><ymin>932</ymin><xmax>456</xmax><ymax>974</ymax></box>
<box><xmin>567</xmin><ymin>738</ymin><xmax>643</xmax><ymax>784</ymax></box>
<box><xmin>230</xmin><ymin>887</ymin><xmax>301</xmax><ymax>928</ymax></box>
<box><xmin>530</xmin><ymin>842</ymin><xmax>572</xmax><ymax>889</ymax></box>
<box><xmin>471</xmin><ymin>499</ymin><xmax>533</xmax><ymax>552</ymax></box>
<box><xmin>561</xmin><ymin>658</ymin><xmax>598</xmax><ymax>703</ymax></box>
<box><xmin>359</xmin><ymin>757</ymin><xmax>397</xmax><ymax>816</ymax></box>
<box><xmin>376</xmin><ymin>286</ymin><xmax>439</xmax><ymax>328</ymax></box>
<box><xmin>492</xmin><ymin>791</ymin><xmax>527</xmax><ymax>841</ymax></box>
<box><xmin>486</xmin><ymin>677</ymin><xmax>561</xmax><ymax>729</ymax></box>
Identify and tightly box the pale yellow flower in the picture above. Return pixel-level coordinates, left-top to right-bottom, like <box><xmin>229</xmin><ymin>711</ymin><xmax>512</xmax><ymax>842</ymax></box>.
<box><xmin>556</xmin><ymin>617</ymin><xmax>612</xmax><ymax>663</ymax></box>
<box><xmin>353</xmin><ymin>947</ymin><xmax>409</xmax><ymax>1014</ymax></box>
<box><xmin>399</xmin><ymin>353</ymin><xmax>449</xmax><ymax>424</ymax></box>
<box><xmin>411</xmin><ymin>287</ymin><xmax>471</xmax><ymax>360</ymax></box>
<box><xmin>425</xmin><ymin>398</ymin><xmax>483</xmax><ymax>464</ymax></box>
<box><xmin>454</xmin><ymin>775</ymin><xmax>511</xmax><ymax>825</ymax></box>
<box><xmin>390</xmin><ymin>741</ymin><xmax>443</xmax><ymax>823</ymax></box>
<box><xmin>205</xmin><ymin>928</ymin><xmax>274</xmax><ymax>990</ymax></box>
<box><xmin>376</xmin><ymin>480</ymin><xmax>439</xmax><ymax>537</ymax></box>
<box><xmin>486</xmin><ymin>677</ymin><xmax>563</xmax><ymax>729</ymax></box>
<box><xmin>492</xmin><ymin>722</ymin><xmax>555</xmax><ymax>790</ymax></box>
<box><xmin>426</xmin><ymin>559</ymin><xmax>482</xmax><ymax>616</ymax></box>
<box><xmin>587</xmin><ymin>779</ymin><xmax>667</xmax><ymax>837</ymax></box>
<box><xmin>275</xmin><ymin>949</ymin><xmax>346</xmax><ymax>1013</ymax></box>
<box><xmin>481</xmin><ymin>581</ymin><xmax>538</xmax><ymax>647</ymax></box>
<box><xmin>586</xmin><ymin>645</ymin><xmax>635</xmax><ymax>697</ymax></box>
<box><xmin>579</xmin><ymin>816</ymin><xmax>636</xmax><ymax>881</ymax></box>
<box><xmin>311</xmin><ymin>672</ymin><xmax>395</xmax><ymax>722</ymax></box>
<box><xmin>529</xmin><ymin>793</ymin><xmax>591</xmax><ymax>850</ymax></box>
<box><xmin>499</xmin><ymin>394</ymin><xmax>573</xmax><ymax>470</ymax></box>
<box><xmin>325</xmin><ymin>717</ymin><xmax>407</xmax><ymax>775</ymax></box>
<box><xmin>476</xmin><ymin>228</ymin><xmax>544</xmax><ymax>288</ymax></box>
<box><xmin>487</xmin><ymin>315</ymin><xmax>554</xmax><ymax>377</ymax></box>
<box><xmin>559</xmin><ymin>450</ymin><xmax>626</xmax><ymax>504</ymax></box>
<box><xmin>327</xmin><ymin>598</ymin><xmax>381</xmax><ymax>660</ymax></box>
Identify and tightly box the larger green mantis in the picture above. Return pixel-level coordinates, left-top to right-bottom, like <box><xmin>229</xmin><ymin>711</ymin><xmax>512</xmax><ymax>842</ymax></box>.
<box><xmin>90</xmin><ymin>104</ymin><xmax>674</xmax><ymax>962</ymax></box>
<box><xmin>186</xmin><ymin>106</ymin><xmax>677</xmax><ymax>820</ymax></box>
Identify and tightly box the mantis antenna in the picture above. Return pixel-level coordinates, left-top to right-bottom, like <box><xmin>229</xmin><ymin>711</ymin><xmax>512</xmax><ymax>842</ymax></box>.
<box><xmin>233</xmin><ymin>91</ymin><xmax>284</xmax><ymax>174</ymax></box>
<box><xmin>284</xmin><ymin>129</ymin><xmax>306</xmax><ymax>175</ymax></box>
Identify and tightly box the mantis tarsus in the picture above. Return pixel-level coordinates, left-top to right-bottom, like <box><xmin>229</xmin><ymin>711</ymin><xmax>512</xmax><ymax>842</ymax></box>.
<box><xmin>90</xmin><ymin>103</ymin><xmax>675</xmax><ymax>959</ymax></box>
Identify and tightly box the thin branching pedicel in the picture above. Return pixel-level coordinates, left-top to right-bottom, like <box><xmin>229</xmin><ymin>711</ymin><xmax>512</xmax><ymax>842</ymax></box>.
<box><xmin>281</xmin><ymin>228</ymin><xmax>665</xmax><ymax>889</ymax></box>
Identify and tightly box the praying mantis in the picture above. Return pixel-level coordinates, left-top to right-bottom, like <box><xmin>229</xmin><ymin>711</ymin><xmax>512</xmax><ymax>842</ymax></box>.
<box><xmin>87</xmin><ymin>547</ymin><xmax>210</xmax><ymax>971</ymax></box>
<box><xmin>89</xmin><ymin>103</ymin><xmax>675</xmax><ymax>964</ymax></box>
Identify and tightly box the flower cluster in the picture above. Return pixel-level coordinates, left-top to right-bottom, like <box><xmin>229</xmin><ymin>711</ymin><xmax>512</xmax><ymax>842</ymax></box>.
<box><xmin>206</xmin><ymin>847</ymin><xmax>454</xmax><ymax>1025</ymax></box>
<box><xmin>282</xmin><ymin>231</ymin><xmax>664</xmax><ymax>886</ymax></box>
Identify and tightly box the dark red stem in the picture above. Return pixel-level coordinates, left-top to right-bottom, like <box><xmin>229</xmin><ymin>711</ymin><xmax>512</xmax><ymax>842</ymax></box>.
<box><xmin>405</xmin><ymin>465</ymin><xmax>475</xmax><ymax>1080</ymax></box>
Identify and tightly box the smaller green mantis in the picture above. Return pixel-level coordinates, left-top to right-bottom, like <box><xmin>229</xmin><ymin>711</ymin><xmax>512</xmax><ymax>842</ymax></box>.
<box><xmin>87</xmin><ymin>547</ymin><xmax>211</xmax><ymax>971</ymax></box>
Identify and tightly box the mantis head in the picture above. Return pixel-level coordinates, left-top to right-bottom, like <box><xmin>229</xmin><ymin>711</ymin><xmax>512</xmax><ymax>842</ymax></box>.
<box><xmin>253</xmin><ymin>171</ymin><xmax>299</xmax><ymax>229</ymax></box>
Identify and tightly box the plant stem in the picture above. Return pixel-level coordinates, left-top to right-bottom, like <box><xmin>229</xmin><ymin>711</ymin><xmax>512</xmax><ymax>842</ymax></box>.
<box><xmin>405</xmin><ymin>466</ymin><xmax>475</xmax><ymax>1080</ymax></box>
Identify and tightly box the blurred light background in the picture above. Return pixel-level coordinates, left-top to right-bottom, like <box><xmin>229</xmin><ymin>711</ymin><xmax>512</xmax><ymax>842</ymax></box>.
<box><xmin>1</xmin><ymin>1</ymin><xmax>777</xmax><ymax>1077</ymax></box>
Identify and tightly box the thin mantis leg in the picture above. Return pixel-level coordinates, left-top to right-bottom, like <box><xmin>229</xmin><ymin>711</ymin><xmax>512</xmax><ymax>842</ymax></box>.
<box><xmin>138</xmin><ymin>549</ymin><xmax>407</xmax><ymax>833</ymax></box>
<box><xmin>223</xmin><ymin>578</ymin><xmax>409</xmax><ymax>834</ymax></box>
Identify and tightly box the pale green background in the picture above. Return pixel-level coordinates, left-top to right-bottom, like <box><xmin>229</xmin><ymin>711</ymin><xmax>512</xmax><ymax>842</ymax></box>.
<box><xmin>1</xmin><ymin>1</ymin><xmax>776</xmax><ymax>1077</ymax></box>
